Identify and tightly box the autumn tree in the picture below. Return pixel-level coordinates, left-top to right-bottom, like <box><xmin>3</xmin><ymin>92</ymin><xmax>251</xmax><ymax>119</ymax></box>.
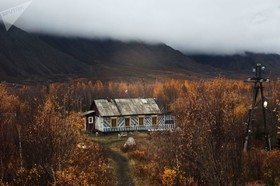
<box><xmin>0</xmin><ymin>82</ymin><xmax>113</xmax><ymax>185</ymax></box>
<box><xmin>153</xmin><ymin>81</ymin><xmax>167</xmax><ymax>102</ymax></box>
<box><xmin>169</xmin><ymin>78</ymin><xmax>249</xmax><ymax>185</ymax></box>
<box><xmin>0</xmin><ymin>83</ymin><xmax>29</xmax><ymax>183</ymax></box>
<box><xmin>19</xmin><ymin>93</ymin><xmax>112</xmax><ymax>185</ymax></box>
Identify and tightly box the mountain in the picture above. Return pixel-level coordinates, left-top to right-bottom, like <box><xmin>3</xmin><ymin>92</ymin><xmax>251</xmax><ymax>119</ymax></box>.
<box><xmin>37</xmin><ymin>35</ymin><xmax>222</xmax><ymax>80</ymax></box>
<box><xmin>0</xmin><ymin>23</ymin><xmax>90</xmax><ymax>82</ymax></box>
<box><xmin>0</xmin><ymin>24</ymin><xmax>218</xmax><ymax>82</ymax></box>
<box><xmin>189</xmin><ymin>53</ymin><xmax>280</xmax><ymax>79</ymax></box>
<box><xmin>0</xmin><ymin>24</ymin><xmax>280</xmax><ymax>82</ymax></box>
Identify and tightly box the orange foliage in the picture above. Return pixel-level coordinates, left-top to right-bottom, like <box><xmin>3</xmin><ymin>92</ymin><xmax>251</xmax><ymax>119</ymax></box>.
<box><xmin>0</xmin><ymin>82</ymin><xmax>113</xmax><ymax>185</ymax></box>
<box><xmin>55</xmin><ymin>142</ymin><xmax>112</xmax><ymax>186</ymax></box>
<box><xmin>162</xmin><ymin>167</ymin><xmax>177</xmax><ymax>186</ymax></box>
<box><xmin>1</xmin><ymin>77</ymin><xmax>279</xmax><ymax>185</ymax></box>
<box><xmin>128</xmin><ymin>150</ymin><xmax>147</xmax><ymax>161</ymax></box>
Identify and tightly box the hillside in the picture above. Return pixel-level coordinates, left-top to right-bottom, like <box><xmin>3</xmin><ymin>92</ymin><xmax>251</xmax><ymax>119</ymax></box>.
<box><xmin>38</xmin><ymin>35</ymin><xmax>220</xmax><ymax>80</ymax></box>
<box><xmin>0</xmin><ymin>24</ymin><xmax>280</xmax><ymax>82</ymax></box>
<box><xmin>0</xmin><ymin>24</ymin><xmax>89</xmax><ymax>81</ymax></box>
<box><xmin>189</xmin><ymin>53</ymin><xmax>280</xmax><ymax>79</ymax></box>
<box><xmin>0</xmin><ymin>24</ymin><xmax>219</xmax><ymax>82</ymax></box>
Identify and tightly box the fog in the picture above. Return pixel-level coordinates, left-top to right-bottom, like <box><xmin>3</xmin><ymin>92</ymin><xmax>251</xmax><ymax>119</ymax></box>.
<box><xmin>1</xmin><ymin>0</ymin><xmax>280</xmax><ymax>54</ymax></box>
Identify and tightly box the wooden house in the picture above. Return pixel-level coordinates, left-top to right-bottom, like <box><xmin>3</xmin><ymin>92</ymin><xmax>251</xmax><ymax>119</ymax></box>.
<box><xmin>83</xmin><ymin>98</ymin><xmax>175</xmax><ymax>132</ymax></box>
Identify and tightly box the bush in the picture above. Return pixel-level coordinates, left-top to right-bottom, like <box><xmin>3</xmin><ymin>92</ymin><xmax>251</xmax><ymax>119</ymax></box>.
<box><xmin>162</xmin><ymin>167</ymin><xmax>177</xmax><ymax>186</ymax></box>
<box><xmin>263</xmin><ymin>150</ymin><xmax>280</xmax><ymax>185</ymax></box>
<box><xmin>128</xmin><ymin>150</ymin><xmax>147</xmax><ymax>161</ymax></box>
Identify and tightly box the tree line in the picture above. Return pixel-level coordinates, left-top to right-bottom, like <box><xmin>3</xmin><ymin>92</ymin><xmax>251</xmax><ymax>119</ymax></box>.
<box><xmin>0</xmin><ymin>78</ymin><xmax>280</xmax><ymax>185</ymax></box>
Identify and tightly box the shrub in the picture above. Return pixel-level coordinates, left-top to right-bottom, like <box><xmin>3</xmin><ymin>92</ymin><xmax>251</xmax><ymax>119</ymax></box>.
<box><xmin>128</xmin><ymin>150</ymin><xmax>147</xmax><ymax>161</ymax></box>
<box><xmin>263</xmin><ymin>150</ymin><xmax>280</xmax><ymax>186</ymax></box>
<box><xmin>162</xmin><ymin>167</ymin><xmax>177</xmax><ymax>186</ymax></box>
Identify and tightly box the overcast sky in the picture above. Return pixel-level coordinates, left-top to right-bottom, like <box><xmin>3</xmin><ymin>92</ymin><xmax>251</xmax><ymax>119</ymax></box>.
<box><xmin>1</xmin><ymin>0</ymin><xmax>280</xmax><ymax>54</ymax></box>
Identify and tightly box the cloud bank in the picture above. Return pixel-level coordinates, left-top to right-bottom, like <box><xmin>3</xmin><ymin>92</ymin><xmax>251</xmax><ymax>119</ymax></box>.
<box><xmin>1</xmin><ymin>0</ymin><xmax>280</xmax><ymax>54</ymax></box>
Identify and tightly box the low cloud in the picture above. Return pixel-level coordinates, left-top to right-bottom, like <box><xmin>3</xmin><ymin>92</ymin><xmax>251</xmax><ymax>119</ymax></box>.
<box><xmin>1</xmin><ymin>0</ymin><xmax>280</xmax><ymax>54</ymax></box>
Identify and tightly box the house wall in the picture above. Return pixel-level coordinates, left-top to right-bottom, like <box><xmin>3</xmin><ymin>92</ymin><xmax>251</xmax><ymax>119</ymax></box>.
<box><xmin>95</xmin><ymin>114</ymin><xmax>175</xmax><ymax>132</ymax></box>
<box><xmin>95</xmin><ymin>116</ymin><xmax>103</xmax><ymax>132</ymax></box>
<box><xmin>85</xmin><ymin>113</ymin><xmax>95</xmax><ymax>132</ymax></box>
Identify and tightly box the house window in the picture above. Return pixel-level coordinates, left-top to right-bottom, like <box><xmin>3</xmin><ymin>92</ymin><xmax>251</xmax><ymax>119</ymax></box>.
<box><xmin>124</xmin><ymin>117</ymin><xmax>131</xmax><ymax>127</ymax></box>
<box><xmin>111</xmin><ymin>117</ymin><xmax>118</xmax><ymax>128</ymax></box>
<box><xmin>88</xmin><ymin>116</ymin><xmax>94</xmax><ymax>124</ymax></box>
<box><xmin>151</xmin><ymin>115</ymin><xmax>158</xmax><ymax>126</ymax></box>
<box><xmin>138</xmin><ymin>116</ymin><xmax>145</xmax><ymax>126</ymax></box>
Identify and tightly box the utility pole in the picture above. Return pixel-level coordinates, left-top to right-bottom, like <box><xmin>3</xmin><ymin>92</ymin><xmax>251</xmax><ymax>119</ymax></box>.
<box><xmin>243</xmin><ymin>64</ymin><xmax>271</xmax><ymax>152</ymax></box>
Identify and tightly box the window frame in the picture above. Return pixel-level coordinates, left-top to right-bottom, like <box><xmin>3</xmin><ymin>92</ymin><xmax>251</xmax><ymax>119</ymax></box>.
<box><xmin>138</xmin><ymin>116</ymin><xmax>145</xmax><ymax>126</ymax></box>
<box><xmin>110</xmin><ymin>117</ymin><xmax>118</xmax><ymax>128</ymax></box>
<box><xmin>151</xmin><ymin>115</ymin><xmax>158</xmax><ymax>126</ymax></box>
<box><xmin>88</xmin><ymin>116</ymin><xmax>94</xmax><ymax>124</ymax></box>
<box><xmin>124</xmin><ymin>117</ymin><xmax>131</xmax><ymax>127</ymax></box>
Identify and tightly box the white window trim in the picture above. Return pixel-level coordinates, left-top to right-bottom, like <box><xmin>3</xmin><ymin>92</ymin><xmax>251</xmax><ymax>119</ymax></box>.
<box><xmin>88</xmin><ymin>116</ymin><xmax>94</xmax><ymax>124</ymax></box>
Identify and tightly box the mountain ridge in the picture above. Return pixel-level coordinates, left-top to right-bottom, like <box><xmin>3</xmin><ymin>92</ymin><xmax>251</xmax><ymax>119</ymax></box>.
<box><xmin>0</xmin><ymin>24</ymin><xmax>279</xmax><ymax>82</ymax></box>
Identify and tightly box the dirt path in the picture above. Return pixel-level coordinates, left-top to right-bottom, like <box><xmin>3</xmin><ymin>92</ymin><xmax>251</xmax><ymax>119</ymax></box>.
<box><xmin>109</xmin><ymin>148</ymin><xmax>134</xmax><ymax>186</ymax></box>
<box><xmin>92</xmin><ymin>136</ymin><xmax>135</xmax><ymax>186</ymax></box>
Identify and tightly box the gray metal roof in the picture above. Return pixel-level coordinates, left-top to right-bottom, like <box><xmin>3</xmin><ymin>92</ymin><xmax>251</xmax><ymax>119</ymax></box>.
<box><xmin>94</xmin><ymin>98</ymin><xmax>162</xmax><ymax>116</ymax></box>
<box><xmin>82</xmin><ymin>110</ymin><xmax>95</xmax><ymax>117</ymax></box>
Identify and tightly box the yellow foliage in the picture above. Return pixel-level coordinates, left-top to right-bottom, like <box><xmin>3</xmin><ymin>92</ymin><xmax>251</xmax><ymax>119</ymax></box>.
<box><xmin>162</xmin><ymin>167</ymin><xmax>177</xmax><ymax>186</ymax></box>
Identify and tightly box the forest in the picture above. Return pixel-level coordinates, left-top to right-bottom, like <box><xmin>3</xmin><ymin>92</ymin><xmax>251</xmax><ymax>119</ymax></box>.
<box><xmin>0</xmin><ymin>77</ymin><xmax>280</xmax><ymax>185</ymax></box>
